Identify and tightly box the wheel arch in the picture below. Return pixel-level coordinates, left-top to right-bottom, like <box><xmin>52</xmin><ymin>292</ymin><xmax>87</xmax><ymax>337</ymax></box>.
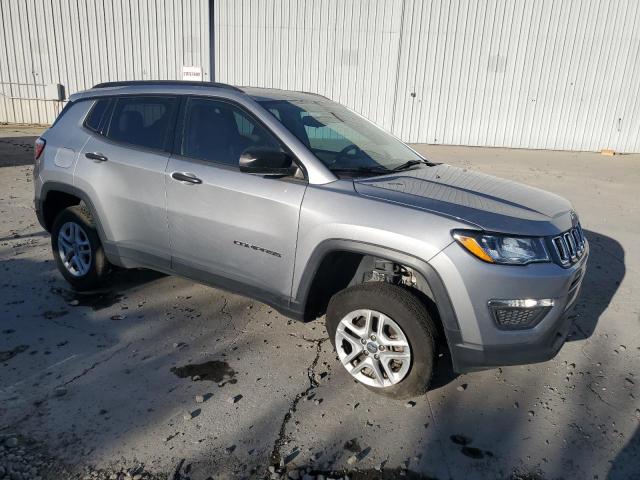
<box><xmin>39</xmin><ymin>182</ymin><xmax>106</xmax><ymax>241</ymax></box>
<box><xmin>293</xmin><ymin>240</ymin><xmax>461</xmax><ymax>343</ymax></box>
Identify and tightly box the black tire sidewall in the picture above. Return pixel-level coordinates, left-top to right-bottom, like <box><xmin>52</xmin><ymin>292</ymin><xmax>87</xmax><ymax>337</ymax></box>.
<box><xmin>326</xmin><ymin>282</ymin><xmax>436</xmax><ymax>399</ymax></box>
<box><xmin>51</xmin><ymin>205</ymin><xmax>107</xmax><ymax>291</ymax></box>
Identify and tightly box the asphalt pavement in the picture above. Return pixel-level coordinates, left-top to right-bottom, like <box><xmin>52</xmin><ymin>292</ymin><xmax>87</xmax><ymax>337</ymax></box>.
<box><xmin>1</xmin><ymin>125</ymin><xmax>639</xmax><ymax>479</ymax></box>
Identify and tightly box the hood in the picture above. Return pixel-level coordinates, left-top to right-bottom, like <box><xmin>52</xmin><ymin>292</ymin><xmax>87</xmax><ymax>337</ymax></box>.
<box><xmin>353</xmin><ymin>164</ymin><xmax>575</xmax><ymax>236</ymax></box>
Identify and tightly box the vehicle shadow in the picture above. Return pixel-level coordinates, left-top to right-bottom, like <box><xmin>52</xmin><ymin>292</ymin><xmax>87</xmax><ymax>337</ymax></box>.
<box><xmin>608</xmin><ymin>426</ymin><xmax>640</xmax><ymax>479</ymax></box>
<box><xmin>0</xmin><ymin>136</ymin><xmax>37</xmax><ymax>167</ymax></box>
<box><xmin>430</xmin><ymin>347</ymin><xmax>458</xmax><ymax>389</ymax></box>
<box><xmin>47</xmin><ymin>267</ymin><xmax>168</xmax><ymax>308</ymax></box>
<box><xmin>565</xmin><ymin>229</ymin><xmax>625</xmax><ymax>342</ymax></box>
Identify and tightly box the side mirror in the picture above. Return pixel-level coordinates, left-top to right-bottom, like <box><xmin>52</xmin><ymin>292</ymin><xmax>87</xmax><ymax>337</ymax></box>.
<box><xmin>239</xmin><ymin>147</ymin><xmax>296</xmax><ymax>177</ymax></box>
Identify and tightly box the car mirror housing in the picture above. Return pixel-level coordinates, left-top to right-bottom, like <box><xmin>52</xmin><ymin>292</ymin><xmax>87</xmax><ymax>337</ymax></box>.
<box><xmin>239</xmin><ymin>147</ymin><xmax>296</xmax><ymax>177</ymax></box>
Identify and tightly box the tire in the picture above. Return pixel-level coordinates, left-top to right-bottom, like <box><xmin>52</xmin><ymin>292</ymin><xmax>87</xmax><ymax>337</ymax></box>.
<box><xmin>326</xmin><ymin>282</ymin><xmax>437</xmax><ymax>399</ymax></box>
<box><xmin>51</xmin><ymin>205</ymin><xmax>109</xmax><ymax>291</ymax></box>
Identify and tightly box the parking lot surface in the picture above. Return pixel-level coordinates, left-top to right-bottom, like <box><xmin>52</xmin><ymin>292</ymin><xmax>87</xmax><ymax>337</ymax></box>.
<box><xmin>1</xmin><ymin>125</ymin><xmax>639</xmax><ymax>479</ymax></box>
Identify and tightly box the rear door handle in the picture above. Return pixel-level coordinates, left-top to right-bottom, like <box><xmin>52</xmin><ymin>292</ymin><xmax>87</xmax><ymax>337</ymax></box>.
<box><xmin>85</xmin><ymin>152</ymin><xmax>108</xmax><ymax>162</ymax></box>
<box><xmin>171</xmin><ymin>171</ymin><xmax>202</xmax><ymax>185</ymax></box>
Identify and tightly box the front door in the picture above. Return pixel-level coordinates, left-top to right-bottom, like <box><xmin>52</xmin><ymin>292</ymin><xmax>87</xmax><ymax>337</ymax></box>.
<box><xmin>165</xmin><ymin>96</ymin><xmax>307</xmax><ymax>302</ymax></box>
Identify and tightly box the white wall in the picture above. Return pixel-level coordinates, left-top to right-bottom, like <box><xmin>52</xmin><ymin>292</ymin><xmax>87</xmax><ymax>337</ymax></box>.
<box><xmin>0</xmin><ymin>0</ymin><xmax>211</xmax><ymax>124</ymax></box>
<box><xmin>213</xmin><ymin>0</ymin><xmax>404</xmax><ymax>134</ymax></box>
<box><xmin>214</xmin><ymin>0</ymin><xmax>640</xmax><ymax>153</ymax></box>
<box><xmin>2</xmin><ymin>0</ymin><xmax>639</xmax><ymax>152</ymax></box>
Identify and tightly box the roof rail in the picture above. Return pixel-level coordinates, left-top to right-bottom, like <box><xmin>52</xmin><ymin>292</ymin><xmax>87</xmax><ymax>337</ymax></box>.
<box><xmin>92</xmin><ymin>80</ymin><xmax>242</xmax><ymax>92</ymax></box>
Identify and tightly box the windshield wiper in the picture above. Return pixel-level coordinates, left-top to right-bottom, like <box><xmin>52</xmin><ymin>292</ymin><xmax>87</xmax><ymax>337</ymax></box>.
<box><xmin>390</xmin><ymin>159</ymin><xmax>425</xmax><ymax>172</ymax></box>
<box><xmin>330</xmin><ymin>160</ymin><xmax>427</xmax><ymax>176</ymax></box>
<box><xmin>329</xmin><ymin>166</ymin><xmax>391</xmax><ymax>175</ymax></box>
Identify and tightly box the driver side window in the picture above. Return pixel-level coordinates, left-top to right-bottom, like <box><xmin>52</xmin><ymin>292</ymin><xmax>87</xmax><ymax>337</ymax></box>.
<box><xmin>181</xmin><ymin>97</ymin><xmax>281</xmax><ymax>166</ymax></box>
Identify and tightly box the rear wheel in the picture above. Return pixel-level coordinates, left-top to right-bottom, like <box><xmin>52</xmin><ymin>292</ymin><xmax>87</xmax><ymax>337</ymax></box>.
<box><xmin>51</xmin><ymin>205</ymin><xmax>109</xmax><ymax>291</ymax></box>
<box><xmin>326</xmin><ymin>282</ymin><xmax>437</xmax><ymax>399</ymax></box>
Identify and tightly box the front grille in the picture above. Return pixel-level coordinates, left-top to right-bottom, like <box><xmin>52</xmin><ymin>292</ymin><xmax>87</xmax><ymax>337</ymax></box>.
<box><xmin>552</xmin><ymin>223</ymin><xmax>586</xmax><ymax>266</ymax></box>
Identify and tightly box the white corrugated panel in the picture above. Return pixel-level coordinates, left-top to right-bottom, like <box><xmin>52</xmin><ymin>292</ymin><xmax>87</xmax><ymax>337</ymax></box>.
<box><xmin>214</xmin><ymin>0</ymin><xmax>640</xmax><ymax>152</ymax></box>
<box><xmin>392</xmin><ymin>0</ymin><xmax>640</xmax><ymax>153</ymax></box>
<box><xmin>3</xmin><ymin>0</ymin><xmax>639</xmax><ymax>151</ymax></box>
<box><xmin>213</xmin><ymin>0</ymin><xmax>404</xmax><ymax>132</ymax></box>
<box><xmin>0</xmin><ymin>0</ymin><xmax>211</xmax><ymax>125</ymax></box>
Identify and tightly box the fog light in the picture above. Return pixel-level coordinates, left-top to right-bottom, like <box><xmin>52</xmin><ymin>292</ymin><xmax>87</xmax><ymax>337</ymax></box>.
<box><xmin>488</xmin><ymin>299</ymin><xmax>554</xmax><ymax>330</ymax></box>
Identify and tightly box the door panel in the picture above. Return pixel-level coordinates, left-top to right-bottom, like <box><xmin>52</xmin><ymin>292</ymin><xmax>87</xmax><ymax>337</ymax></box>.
<box><xmin>166</xmin><ymin>157</ymin><xmax>306</xmax><ymax>298</ymax></box>
<box><xmin>166</xmin><ymin>96</ymin><xmax>307</xmax><ymax>299</ymax></box>
<box><xmin>76</xmin><ymin>135</ymin><xmax>171</xmax><ymax>266</ymax></box>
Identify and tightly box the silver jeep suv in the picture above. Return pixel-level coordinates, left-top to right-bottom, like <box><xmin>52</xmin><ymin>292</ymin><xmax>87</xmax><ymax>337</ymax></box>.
<box><xmin>33</xmin><ymin>81</ymin><xmax>588</xmax><ymax>398</ymax></box>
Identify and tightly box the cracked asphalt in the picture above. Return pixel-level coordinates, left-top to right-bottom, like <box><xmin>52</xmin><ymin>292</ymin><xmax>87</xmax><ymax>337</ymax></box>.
<box><xmin>1</xmin><ymin>125</ymin><xmax>639</xmax><ymax>479</ymax></box>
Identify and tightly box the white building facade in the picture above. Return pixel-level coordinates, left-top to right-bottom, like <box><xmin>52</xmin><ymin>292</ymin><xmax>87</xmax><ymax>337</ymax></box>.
<box><xmin>2</xmin><ymin>0</ymin><xmax>639</xmax><ymax>152</ymax></box>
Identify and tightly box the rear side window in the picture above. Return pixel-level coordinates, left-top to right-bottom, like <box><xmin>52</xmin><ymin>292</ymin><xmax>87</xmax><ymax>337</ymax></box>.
<box><xmin>84</xmin><ymin>99</ymin><xmax>110</xmax><ymax>132</ymax></box>
<box><xmin>105</xmin><ymin>96</ymin><xmax>177</xmax><ymax>151</ymax></box>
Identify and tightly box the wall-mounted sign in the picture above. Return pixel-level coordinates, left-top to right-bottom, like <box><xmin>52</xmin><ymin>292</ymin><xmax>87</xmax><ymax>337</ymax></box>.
<box><xmin>182</xmin><ymin>66</ymin><xmax>202</xmax><ymax>81</ymax></box>
<box><xmin>45</xmin><ymin>83</ymin><xmax>65</xmax><ymax>101</ymax></box>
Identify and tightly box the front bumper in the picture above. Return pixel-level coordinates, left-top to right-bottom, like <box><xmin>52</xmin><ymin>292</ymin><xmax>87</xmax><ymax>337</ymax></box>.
<box><xmin>448</xmin><ymin>300</ymin><xmax>577</xmax><ymax>372</ymax></box>
<box><xmin>431</xmin><ymin>240</ymin><xmax>589</xmax><ymax>373</ymax></box>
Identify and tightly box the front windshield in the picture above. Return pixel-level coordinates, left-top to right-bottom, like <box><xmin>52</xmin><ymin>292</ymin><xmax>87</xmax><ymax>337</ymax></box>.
<box><xmin>258</xmin><ymin>98</ymin><xmax>425</xmax><ymax>176</ymax></box>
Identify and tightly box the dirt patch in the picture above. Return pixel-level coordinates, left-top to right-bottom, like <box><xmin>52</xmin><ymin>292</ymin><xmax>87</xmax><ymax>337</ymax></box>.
<box><xmin>0</xmin><ymin>344</ymin><xmax>29</xmax><ymax>362</ymax></box>
<box><xmin>450</xmin><ymin>434</ymin><xmax>494</xmax><ymax>460</ymax></box>
<box><xmin>461</xmin><ymin>446</ymin><xmax>485</xmax><ymax>459</ymax></box>
<box><xmin>170</xmin><ymin>360</ymin><xmax>237</xmax><ymax>384</ymax></box>
<box><xmin>343</xmin><ymin>438</ymin><xmax>362</xmax><ymax>453</ymax></box>
<box><xmin>282</xmin><ymin>468</ymin><xmax>438</xmax><ymax>480</ymax></box>
<box><xmin>450</xmin><ymin>434</ymin><xmax>471</xmax><ymax>446</ymax></box>
<box><xmin>42</xmin><ymin>310</ymin><xmax>69</xmax><ymax>319</ymax></box>
<box><xmin>0</xmin><ymin>434</ymin><xmax>163</xmax><ymax>480</ymax></box>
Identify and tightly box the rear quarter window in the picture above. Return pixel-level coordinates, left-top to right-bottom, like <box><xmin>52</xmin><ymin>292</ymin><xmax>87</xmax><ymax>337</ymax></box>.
<box><xmin>84</xmin><ymin>98</ymin><xmax>111</xmax><ymax>132</ymax></box>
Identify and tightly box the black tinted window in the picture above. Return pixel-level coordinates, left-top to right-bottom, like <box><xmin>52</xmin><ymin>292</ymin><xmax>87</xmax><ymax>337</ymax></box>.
<box><xmin>106</xmin><ymin>96</ymin><xmax>177</xmax><ymax>150</ymax></box>
<box><xmin>181</xmin><ymin>98</ymin><xmax>280</xmax><ymax>165</ymax></box>
<box><xmin>84</xmin><ymin>99</ymin><xmax>110</xmax><ymax>131</ymax></box>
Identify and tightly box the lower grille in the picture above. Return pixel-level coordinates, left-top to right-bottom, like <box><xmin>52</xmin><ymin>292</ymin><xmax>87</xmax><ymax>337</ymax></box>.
<box><xmin>488</xmin><ymin>299</ymin><xmax>554</xmax><ymax>330</ymax></box>
<box><xmin>493</xmin><ymin>307</ymin><xmax>549</xmax><ymax>329</ymax></box>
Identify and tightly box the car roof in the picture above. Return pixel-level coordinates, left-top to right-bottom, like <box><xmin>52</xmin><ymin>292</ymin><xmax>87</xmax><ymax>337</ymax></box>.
<box><xmin>70</xmin><ymin>81</ymin><xmax>328</xmax><ymax>103</ymax></box>
<box><xmin>239</xmin><ymin>86</ymin><xmax>329</xmax><ymax>102</ymax></box>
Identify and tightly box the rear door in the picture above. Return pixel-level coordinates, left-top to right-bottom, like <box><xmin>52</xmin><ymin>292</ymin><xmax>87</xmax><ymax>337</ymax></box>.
<box><xmin>75</xmin><ymin>95</ymin><xmax>178</xmax><ymax>268</ymax></box>
<box><xmin>165</xmin><ymin>96</ymin><xmax>307</xmax><ymax>301</ymax></box>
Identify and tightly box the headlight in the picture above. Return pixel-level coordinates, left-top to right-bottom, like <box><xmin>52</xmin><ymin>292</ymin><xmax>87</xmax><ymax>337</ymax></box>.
<box><xmin>452</xmin><ymin>230</ymin><xmax>550</xmax><ymax>265</ymax></box>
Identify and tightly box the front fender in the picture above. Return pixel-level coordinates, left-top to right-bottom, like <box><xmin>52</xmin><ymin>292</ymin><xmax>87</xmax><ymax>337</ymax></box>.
<box><xmin>292</xmin><ymin>238</ymin><xmax>460</xmax><ymax>336</ymax></box>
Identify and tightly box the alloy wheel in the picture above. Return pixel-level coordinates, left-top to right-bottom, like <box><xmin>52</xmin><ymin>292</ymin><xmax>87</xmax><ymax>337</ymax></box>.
<box><xmin>335</xmin><ymin>308</ymin><xmax>411</xmax><ymax>388</ymax></box>
<box><xmin>57</xmin><ymin>221</ymin><xmax>92</xmax><ymax>277</ymax></box>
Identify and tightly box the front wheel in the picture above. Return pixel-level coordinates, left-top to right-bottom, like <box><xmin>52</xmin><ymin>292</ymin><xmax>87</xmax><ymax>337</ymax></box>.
<box><xmin>326</xmin><ymin>282</ymin><xmax>437</xmax><ymax>399</ymax></box>
<box><xmin>51</xmin><ymin>205</ymin><xmax>109</xmax><ymax>291</ymax></box>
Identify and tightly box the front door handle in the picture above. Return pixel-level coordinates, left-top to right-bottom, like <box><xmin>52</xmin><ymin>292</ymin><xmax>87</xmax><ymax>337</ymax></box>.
<box><xmin>85</xmin><ymin>152</ymin><xmax>108</xmax><ymax>162</ymax></box>
<box><xmin>171</xmin><ymin>171</ymin><xmax>202</xmax><ymax>185</ymax></box>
